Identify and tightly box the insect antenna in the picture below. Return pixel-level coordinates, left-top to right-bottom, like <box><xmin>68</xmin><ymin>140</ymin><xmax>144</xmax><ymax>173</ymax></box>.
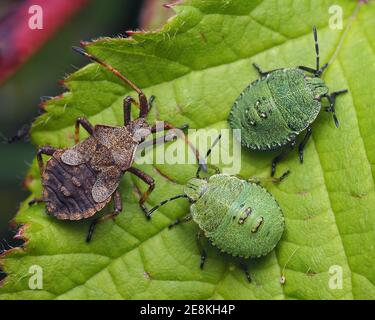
<box><xmin>313</xmin><ymin>25</ymin><xmax>320</xmax><ymax>71</ymax></box>
<box><xmin>313</xmin><ymin>26</ymin><xmax>328</xmax><ymax>76</ymax></box>
<box><xmin>72</xmin><ymin>46</ymin><xmax>143</xmax><ymax>96</ymax></box>
<box><xmin>196</xmin><ymin>134</ymin><xmax>222</xmax><ymax>178</ymax></box>
<box><xmin>146</xmin><ymin>194</ymin><xmax>188</xmax><ymax>218</ymax></box>
<box><xmin>299</xmin><ymin>26</ymin><xmax>328</xmax><ymax>77</ymax></box>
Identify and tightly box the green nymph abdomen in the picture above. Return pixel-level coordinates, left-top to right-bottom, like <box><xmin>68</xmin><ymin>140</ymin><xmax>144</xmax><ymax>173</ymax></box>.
<box><xmin>228</xmin><ymin>68</ymin><xmax>322</xmax><ymax>150</ymax></box>
<box><xmin>189</xmin><ymin>174</ymin><xmax>285</xmax><ymax>258</ymax></box>
<box><xmin>228</xmin><ymin>27</ymin><xmax>348</xmax><ymax>177</ymax></box>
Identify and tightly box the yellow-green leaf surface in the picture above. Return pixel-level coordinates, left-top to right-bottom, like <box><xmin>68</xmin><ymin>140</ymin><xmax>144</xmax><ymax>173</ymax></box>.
<box><xmin>1</xmin><ymin>0</ymin><xmax>375</xmax><ymax>300</ymax></box>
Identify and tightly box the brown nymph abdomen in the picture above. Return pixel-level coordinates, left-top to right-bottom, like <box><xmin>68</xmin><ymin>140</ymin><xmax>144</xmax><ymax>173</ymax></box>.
<box><xmin>41</xmin><ymin>150</ymin><xmax>110</xmax><ymax>220</ymax></box>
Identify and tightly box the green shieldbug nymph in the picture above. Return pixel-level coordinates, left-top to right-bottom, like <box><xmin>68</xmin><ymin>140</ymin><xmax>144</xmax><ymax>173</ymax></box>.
<box><xmin>146</xmin><ymin>135</ymin><xmax>288</xmax><ymax>282</ymax></box>
<box><xmin>228</xmin><ymin>26</ymin><xmax>348</xmax><ymax>176</ymax></box>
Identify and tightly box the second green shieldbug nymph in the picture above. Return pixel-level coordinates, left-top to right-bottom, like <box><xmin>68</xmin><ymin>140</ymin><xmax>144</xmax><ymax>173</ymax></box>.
<box><xmin>228</xmin><ymin>26</ymin><xmax>348</xmax><ymax>176</ymax></box>
<box><xmin>146</xmin><ymin>135</ymin><xmax>289</xmax><ymax>282</ymax></box>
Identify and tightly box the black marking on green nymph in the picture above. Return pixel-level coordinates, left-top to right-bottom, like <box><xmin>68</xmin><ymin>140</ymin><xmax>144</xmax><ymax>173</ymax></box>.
<box><xmin>238</xmin><ymin>207</ymin><xmax>252</xmax><ymax>225</ymax></box>
<box><xmin>251</xmin><ymin>216</ymin><xmax>264</xmax><ymax>233</ymax></box>
<box><xmin>186</xmin><ymin>183</ymin><xmax>198</xmax><ymax>190</ymax></box>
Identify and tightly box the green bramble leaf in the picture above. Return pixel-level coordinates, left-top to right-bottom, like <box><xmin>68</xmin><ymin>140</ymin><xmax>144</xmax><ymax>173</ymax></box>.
<box><xmin>1</xmin><ymin>0</ymin><xmax>375</xmax><ymax>299</ymax></box>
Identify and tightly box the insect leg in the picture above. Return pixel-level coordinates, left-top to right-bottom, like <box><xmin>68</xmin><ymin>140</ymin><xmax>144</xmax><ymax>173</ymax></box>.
<box><xmin>123</xmin><ymin>96</ymin><xmax>137</xmax><ymax>125</ymax></box>
<box><xmin>275</xmin><ymin>170</ymin><xmax>290</xmax><ymax>182</ymax></box>
<box><xmin>28</xmin><ymin>197</ymin><xmax>44</xmax><ymax>206</ymax></box>
<box><xmin>248</xmin><ymin>169</ymin><xmax>290</xmax><ymax>185</ymax></box>
<box><xmin>133</xmin><ymin>94</ymin><xmax>155</xmax><ymax>119</ymax></box>
<box><xmin>123</xmin><ymin>95</ymin><xmax>155</xmax><ymax>124</ymax></box>
<box><xmin>138</xmin><ymin>92</ymin><xmax>149</xmax><ymax>119</ymax></box>
<box><xmin>148</xmin><ymin>95</ymin><xmax>155</xmax><ymax>113</ymax></box>
<box><xmin>197</xmin><ymin>230</ymin><xmax>207</xmax><ymax>270</ymax></box>
<box><xmin>168</xmin><ymin>214</ymin><xmax>192</xmax><ymax>229</ymax></box>
<box><xmin>298</xmin><ymin>65</ymin><xmax>317</xmax><ymax>74</ymax></box>
<box><xmin>298</xmin><ymin>126</ymin><xmax>312</xmax><ymax>163</ymax></box>
<box><xmin>323</xmin><ymin>90</ymin><xmax>348</xmax><ymax>128</ymax></box>
<box><xmin>252</xmin><ymin>63</ymin><xmax>270</xmax><ymax>77</ymax></box>
<box><xmin>298</xmin><ymin>63</ymin><xmax>328</xmax><ymax>76</ymax></box>
<box><xmin>86</xmin><ymin>190</ymin><xmax>122</xmax><ymax>242</ymax></box>
<box><xmin>128</xmin><ymin>167</ymin><xmax>155</xmax><ymax>217</ymax></box>
<box><xmin>75</xmin><ymin>117</ymin><xmax>94</xmax><ymax>144</ymax></box>
<box><xmin>146</xmin><ymin>194</ymin><xmax>188</xmax><ymax>218</ymax></box>
<box><xmin>37</xmin><ymin>145</ymin><xmax>56</xmax><ymax>173</ymax></box>
<box><xmin>271</xmin><ymin>140</ymin><xmax>296</xmax><ymax>177</ymax></box>
<box><xmin>330</xmin><ymin>89</ymin><xmax>348</xmax><ymax>99</ymax></box>
<box><xmin>239</xmin><ymin>260</ymin><xmax>251</xmax><ymax>283</ymax></box>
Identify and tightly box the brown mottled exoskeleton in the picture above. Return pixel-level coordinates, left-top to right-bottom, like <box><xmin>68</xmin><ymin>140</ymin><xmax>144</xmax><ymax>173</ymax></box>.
<box><xmin>30</xmin><ymin>47</ymin><xmax>204</xmax><ymax>242</ymax></box>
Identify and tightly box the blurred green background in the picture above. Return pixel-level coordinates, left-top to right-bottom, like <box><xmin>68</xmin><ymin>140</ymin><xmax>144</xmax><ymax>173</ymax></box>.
<box><xmin>0</xmin><ymin>0</ymin><xmax>152</xmax><ymax>246</ymax></box>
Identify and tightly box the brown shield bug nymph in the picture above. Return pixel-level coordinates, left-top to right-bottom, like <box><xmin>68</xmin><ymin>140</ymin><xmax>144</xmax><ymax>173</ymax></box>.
<box><xmin>29</xmin><ymin>46</ymin><xmax>205</xmax><ymax>242</ymax></box>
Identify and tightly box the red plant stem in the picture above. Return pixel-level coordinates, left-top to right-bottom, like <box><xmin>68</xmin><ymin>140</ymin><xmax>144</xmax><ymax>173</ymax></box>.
<box><xmin>0</xmin><ymin>0</ymin><xmax>88</xmax><ymax>84</ymax></box>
